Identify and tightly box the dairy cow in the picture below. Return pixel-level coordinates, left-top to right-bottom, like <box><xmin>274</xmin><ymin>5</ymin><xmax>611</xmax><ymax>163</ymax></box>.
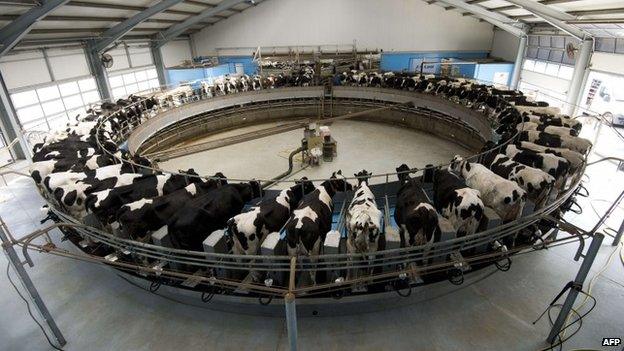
<box><xmin>450</xmin><ymin>156</ymin><xmax>526</xmax><ymax>222</ymax></box>
<box><xmin>517</xmin><ymin>130</ymin><xmax>592</xmax><ymax>154</ymax></box>
<box><xmin>432</xmin><ymin>169</ymin><xmax>484</xmax><ymax>237</ymax></box>
<box><xmin>394</xmin><ymin>164</ymin><xmax>440</xmax><ymax>247</ymax></box>
<box><xmin>481</xmin><ymin>152</ymin><xmax>555</xmax><ymax>203</ymax></box>
<box><xmin>116</xmin><ymin>173</ymin><xmax>227</xmax><ymax>240</ymax></box>
<box><xmin>226</xmin><ymin>178</ymin><xmax>315</xmax><ymax>256</ymax></box>
<box><xmin>166</xmin><ymin>181</ymin><xmax>263</xmax><ymax>251</ymax></box>
<box><xmin>503</xmin><ymin>144</ymin><xmax>570</xmax><ymax>182</ymax></box>
<box><xmin>285</xmin><ymin>171</ymin><xmax>353</xmax><ymax>258</ymax></box>
<box><xmin>346</xmin><ymin>170</ymin><xmax>383</xmax><ymax>254</ymax></box>
<box><xmin>518</xmin><ymin>141</ymin><xmax>584</xmax><ymax>170</ymax></box>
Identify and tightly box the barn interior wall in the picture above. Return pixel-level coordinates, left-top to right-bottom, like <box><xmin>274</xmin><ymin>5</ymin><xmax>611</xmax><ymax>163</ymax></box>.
<box><xmin>191</xmin><ymin>0</ymin><xmax>495</xmax><ymax>56</ymax></box>
<box><xmin>490</xmin><ymin>30</ymin><xmax>520</xmax><ymax>62</ymax></box>
<box><xmin>591</xmin><ymin>52</ymin><xmax>624</xmax><ymax>76</ymax></box>
<box><xmin>161</xmin><ymin>40</ymin><xmax>193</xmax><ymax>68</ymax></box>
<box><xmin>520</xmin><ymin>69</ymin><xmax>570</xmax><ymax>95</ymax></box>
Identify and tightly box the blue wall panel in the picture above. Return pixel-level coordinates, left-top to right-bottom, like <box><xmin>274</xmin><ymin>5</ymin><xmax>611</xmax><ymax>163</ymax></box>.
<box><xmin>204</xmin><ymin>63</ymin><xmax>236</xmax><ymax>84</ymax></box>
<box><xmin>218</xmin><ymin>55</ymin><xmax>258</xmax><ymax>75</ymax></box>
<box><xmin>380</xmin><ymin>51</ymin><xmax>489</xmax><ymax>73</ymax></box>
<box><xmin>166</xmin><ymin>68</ymin><xmax>206</xmax><ymax>88</ymax></box>
<box><xmin>474</xmin><ymin>63</ymin><xmax>514</xmax><ymax>86</ymax></box>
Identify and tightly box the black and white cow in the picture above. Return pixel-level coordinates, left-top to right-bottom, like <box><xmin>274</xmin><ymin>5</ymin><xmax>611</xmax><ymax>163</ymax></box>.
<box><xmin>166</xmin><ymin>181</ymin><xmax>263</xmax><ymax>251</ymax></box>
<box><xmin>518</xmin><ymin>130</ymin><xmax>592</xmax><ymax>154</ymax></box>
<box><xmin>450</xmin><ymin>156</ymin><xmax>526</xmax><ymax>222</ymax></box>
<box><xmin>518</xmin><ymin>141</ymin><xmax>584</xmax><ymax>170</ymax></box>
<box><xmin>285</xmin><ymin>171</ymin><xmax>353</xmax><ymax>258</ymax></box>
<box><xmin>516</xmin><ymin>121</ymin><xmax>579</xmax><ymax>137</ymax></box>
<box><xmin>432</xmin><ymin>168</ymin><xmax>484</xmax><ymax>237</ymax></box>
<box><xmin>115</xmin><ymin>173</ymin><xmax>227</xmax><ymax>240</ymax></box>
<box><xmin>503</xmin><ymin>144</ymin><xmax>570</xmax><ymax>183</ymax></box>
<box><xmin>346</xmin><ymin>170</ymin><xmax>383</xmax><ymax>254</ymax></box>
<box><xmin>481</xmin><ymin>151</ymin><xmax>555</xmax><ymax>203</ymax></box>
<box><xmin>226</xmin><ymin>178</ymin><xmax>315</xmax><ymax>256</ymax></box>
<box><xmin>394</xmin><ymin>164</ymin><xmax>440</xmax><ymax>247</ymax></box>
<box><xmin>520</xmin><ymin>114</ymin><xmax>582</xmax><ymax>132</ymax></box>
<box><xmin>86</xmin><ymin>171</ymin><xmax>200</xmax><ymax>222</ymax></box>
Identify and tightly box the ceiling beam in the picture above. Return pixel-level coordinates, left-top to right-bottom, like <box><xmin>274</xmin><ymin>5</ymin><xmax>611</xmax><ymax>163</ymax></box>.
<box><xmin>66</xmin><ymin>1</ymin><xmax>197</xmax><ymax>16</ymax></box>
<box><xmin>0</xmin><ymin>14</ymin><xmax>181</xmax><ymax>24</ymax></box>
<box><xmin>502</xmin><ymin>0</ymin><xmax>576</xmax><ymax>21</ymax></box>
<box><xmin>460</xmin><ymin>0</ymin><xmax>582</xmax><ymax>19</ymax></box>
<box><xmin>0</xmin><ymin>0</ymin><xmax>70</xmax><ymax>56</ymax></box>
<box><xmin>29</xmin><ymin>28</ymin><xmax>161</xmax><ymax>34</ymax></box>
<box><xmin>91</xmin><ymin>0</ymin><xmax>186</xmax><ymax>53</ymax></box>
<box><xmin>502</xmin><ymin>0</ymin><xmax>590</xmax><ymax>39</ymax></box>
<box><xmin>568</xmin><ymin>7</ymin><xmax>624</xmax><ymax>16</ymax></box>
<box><xmin>443</xmin><ymin>0</ymin><xmax>487</xmax><ymax>11</ymax></box>
<box><xmin>426</xmin><ymin>0</ymin><xmax>528</xmax><ymax>37</ymax></box>
<box><xmin>154</xmin><ymin>0</ymin><xmax>250</xmax><ymax>47</ymax></box>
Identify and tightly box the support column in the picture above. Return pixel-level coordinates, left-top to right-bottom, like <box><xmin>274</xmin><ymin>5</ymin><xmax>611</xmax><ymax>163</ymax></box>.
<box><xmin>84</xmin><ymin>40</ymin><xmax>112</xmax><ymax>101</ymax></box>
<box><xmin>510</xmin><ymin>35</ymin><xmax>527</xmax><ymax>90</ymax></box>
<box><xmin>564</xmin><ymin>38</ymin><xmax>593</xmax><ymax>116</ymax></box>
<box><xmin>0</xmin><ymin>73</ymin><xmax>27</xmax><ymax>159</ymax></box>
<box><xmin>1</xmin><ymin>223</ymin><xmax>66</xmax><ymax>348</ymax></box>
<box><xmin>151</xmin><ymin>45</ymin><xmax>167</xmax><ymax>88</ymax></box>
<box><xmin>613</xmin><ymin>218</ymin><xmax>624</xmax><ymax>246</ymax></box>
<box><xmin>284</xmin><ymin>292</ymin><xmax>298</xmax><ymax>351</ymax></box>
<box><xmin>547</xmin><ymin>233</ymin><xmax>604</xmax><ymax>343</ymax></box>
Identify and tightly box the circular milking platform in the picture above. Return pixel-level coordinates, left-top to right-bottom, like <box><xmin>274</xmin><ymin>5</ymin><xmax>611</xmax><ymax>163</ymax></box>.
<box><xmin>159</xmin><ymin>119</ymin><xmax>473</xmax><ymax>187</ymax></box>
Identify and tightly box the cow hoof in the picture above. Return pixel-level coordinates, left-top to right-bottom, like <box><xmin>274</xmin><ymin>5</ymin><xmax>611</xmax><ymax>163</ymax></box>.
<box><xmin>393</xmin><ymin>280</ymin><xmax>412</xmax><ymax>297</ymax></box>
<box><xmin>258</xmin><ymin>295</ymin><xmax>273</xmax><ymax>305</ymax></box>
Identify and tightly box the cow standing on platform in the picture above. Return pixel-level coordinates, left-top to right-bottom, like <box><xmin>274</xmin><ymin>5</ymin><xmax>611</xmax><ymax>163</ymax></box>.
<box><xmin>394</xmin><ymin>164</ymin><xmax>440</xmax><ymax>247</ymax></box>
<box><xmin>226</xmin><ymin>178</ymin><xmax>315</xmax><ymax>256</ymax></box>
<box><xmin>432</xmin><ymin>169</ymin><xmax>484</xmax><ymax>237</ymax></box>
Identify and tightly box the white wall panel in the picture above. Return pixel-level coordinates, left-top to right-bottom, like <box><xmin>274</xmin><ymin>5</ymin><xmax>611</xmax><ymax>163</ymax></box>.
<box><xmin>106</xmin><ymin>47</ymin><xmax>130</xmax><ymax>72</ymax></box>
<box><xmin>0</xmin><ymin>51</ymin><xmax>52</xmax><ymax>90</ymax></box>
<box><xmin>521</xmin><ymin>69</ymin><xmax>570</xmax><ymax>95</ymax></box>
<box><xmin>47</xmin><ymin>48</ymin><xmax>90</xmax><ymax>80</ymax></box>
<box><xmin>490</xmin><ymin>30</ymin><xmax>519</xmax><ymax>62</ymax></box>
<box><xmin>591</xmin><ymin>52</ymin><xmax>624</xmax><ymax>76</ymax></box>
<box><xmin>128</xmin><ymin>46</ymin><xmax>153</xmax><ymax>67</ymax></box>
<box><xmin>161</xmin><ymin>40</ymin><xmax>192</xmax><ymax>68</ymax></box>
<box><xmin>191</xmin><ymin>0</ymin><xmax>494</xmax><ymax>55</ymax></box>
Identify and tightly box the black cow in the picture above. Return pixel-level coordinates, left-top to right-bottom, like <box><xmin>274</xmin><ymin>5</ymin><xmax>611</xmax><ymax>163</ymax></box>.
<box><xmin>166</xmin><ymin>181</ymin><xmax>263</xmax><ymax>251</ymax></box>
<box><xmin>115</xmin><ymin>173</ymin><xmax>227</xmax><ymax>240</ymax></box>
<box><xmin>394</xmin><ymin>164</ymin><xmax>440</xmax><ymax>247</ymax></box>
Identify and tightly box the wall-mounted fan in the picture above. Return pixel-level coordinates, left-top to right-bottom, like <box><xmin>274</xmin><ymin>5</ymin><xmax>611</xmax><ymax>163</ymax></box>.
<box><xmin>566</xmin><ymin>42</ymin><xmax>578</xmax><ymax>60</ymax></box>
<box><xmin>101</xmin><ymin>53</ymin><xmax>114</xmax><ymax>68</ymax></box>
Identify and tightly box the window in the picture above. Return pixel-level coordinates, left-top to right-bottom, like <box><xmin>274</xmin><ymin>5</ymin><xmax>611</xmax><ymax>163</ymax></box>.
<box><xmin>533</xmin><ymin>61</ymin><xmax>547</xmax><ymax>74</ymax></box>
<box><xmin>558</xmin><ymin>65</ymin><xmax>574</xmax><ymax>80</ymax></box>
<box><xmin>523</xmin><ymin>59</ymin><xmax>535</xmax><ymax>71</ymax></box>
<box><xmin>523</xmin><ymin>58</ymin><xmax>575</xmax><ymax>81</ymax></box>
<box><xmin>109</xmin><ymin>67</ymin><xmax>160</xmax><ymax>100</ymax></box>
<box><xmin>9</xmin><ymin>77</ymin><xmax>99</xmax><ymax>132</ymax></box>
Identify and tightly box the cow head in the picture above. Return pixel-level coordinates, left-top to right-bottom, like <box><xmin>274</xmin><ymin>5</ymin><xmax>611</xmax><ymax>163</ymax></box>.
<box><xmin>354</xmin><ymin>170</ymin><xmax>372</xmax><ymax>186</ymax></box>
<box><xmin>249</xmin><ymin>180</ymin><xmax>263</xmax><ymax>199</ymax></box>
<box><xmin>212</xmin><ymin>172</ymin><xmax>227</xmax><ymax>186</ymax></box>
<box><xmin>292</xmin><ymin>177</ymin><xmax>315</xmax><ymax>198</ymax></box>
<box><xmin>329</xmin><ymin>170</ymin><xmax>353</xmax><ymax>192</ymax></box>
<box><xmin>449</xmin><ymin>155</ymin><xmax>470</xmax><ymax>177</ymax></box>
<box><xmin>395</xmin><ymin>164</ymin><xmax>412</xmax><ymax>184</ymax></box>
<box><xmin>351</xmin><ymin>214</ymin><xmax>382</xmax><ymax>254</ymax></box>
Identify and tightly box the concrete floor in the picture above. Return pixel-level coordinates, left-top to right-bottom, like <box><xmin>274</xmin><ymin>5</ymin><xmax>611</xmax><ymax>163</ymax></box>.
<box><xmin>160</xmin><ymin>120</ymin><xmax>472</xmax><ymax>187</ymax></box>
<box><xmin>1</xmin><ymin>132</ymin><xmax>623</xmax><ymax>350</ymax></box>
